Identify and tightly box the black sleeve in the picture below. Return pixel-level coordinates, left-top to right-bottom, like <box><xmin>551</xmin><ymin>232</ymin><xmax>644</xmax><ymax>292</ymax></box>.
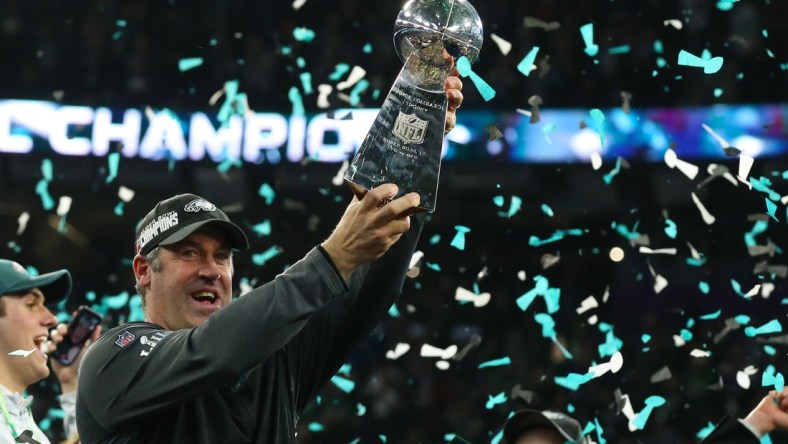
<box><xmin>287</xmin><ymin>213</ymin><xmax>426</xmax><ymax>412</ymax></box>
<box><xmin>701</xmin><ymin>415</ymin><xmax>760</xmax><ymax>444</ymax></box>
<box><xmin>77</xmin><ymin>247</ymin><xmax>347</xmax><ymax>431</ymax></box>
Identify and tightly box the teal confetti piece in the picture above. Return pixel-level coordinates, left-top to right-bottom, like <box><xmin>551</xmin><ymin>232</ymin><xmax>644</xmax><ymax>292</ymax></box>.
<box><xmin>554</xmin><ymin>372</ymin><xmax>594</xmax><ymax>390</ymax></box>
<box><xmin>456</xmin><ymin>56</ymin><xmax>496</xmax><ymax>101</ymax></box>
<box><xmin>598</xmin><ymin>327</ymin><xmax>623</xmax><ymax>358</ymax></box>
<box><xmin>714</xmin><ymin>88</ymin><xmax>723</xmax><ymax>97</ymax></box>
<box><xmin>425</xmin><ymin>261</ymin><xmax>441</xmax><ymax>271</ymax></box>
<box><xmin>388</xmin><ymin>303</ymin><xmax>401</xmax><ymax>318</ymax></box>
<box><xmin>258</xmin><ymin>183</ymin><xmax>276</xmax><ymax>204</ymax></box>
<box><xmin>349</xmin><ymin>79</ymin><xmax>370</xmax><ymax>107</ymax></box>
<box><xmin>699</xmin><ymin>309</ymin><xmax>721</xmax><ymax>320</ymax></box>
<box><xmin>765</xmin><ymin>198</ymin><xmax>779</xmax><ymax>222</ymax></box>
<box><xmin>485</xmin><ymin>392</ymin><xmax>507</xmax><ymax>409</ymax></box>
<box><xmin>331</xmin><ymin>375</ymin><xmax>355</xmax><ymax>393</ymax></box>
<box><xmin>764</xmin><ymin>345</ymin><xmax>776</xmax><ymax>356</ymax></box>
<box><xmin>677</xmin><ymin>49</ymin><xmax>724</xmax><ymax>74</ymax></box>
<box><xmin>450</xmin><ymin>225</ymin><xmax>471</xmax><ymax>250</ymax></box>
<box><xmin>308</xmin><ymin>422</ymin><xmax>324</xmax><ymax>432</ymax></box>
<box><xmin>589</xmin><ymin>108</ymin><xmax>606</xmax><ymax>147</ymax></box>
<box><xmin>114</xmin><ymin>201</ymin><xmax>125</xmax><ymax>216</ymax></box>
<box><xmin>664</xmin><ymin>219</ymin><xmax>677</xmax><ymax>239</ymax></box>
<box><xmin>477</xmin><ymin>357</ymin><xmax>511</xmax><ymax>368</ymax></box>
<box><xmin>178</xmin><ymin>57</ymin><xmax>204</xmax><ymax>72</ymax></box>
<box><xmin>579</xmin><ymin>23</ymin><xmax>599</xmax><ymax>57</ymax></box>
<box><xmin>492</xmin><ymin>195</ymin><xmax>504</xmax><ymax>207</ymax></box>
<box><xmin>299</xmin><ymin>72</ymin><xmax>313</xmax><ymax>95</ymax></box>
<box><xmin>252</xmin><ymin>246</ymin><xmax>282</xmax><ymax>266</ymax></box>
<box><xmin>217</xmin><ymin>158</ymin><xmax>242</xmax><ymax>173</ymax></box>
<box><xmin>288</xmin><ymin>86</ymin><xmax>305</xmax><ymax>116</ymax></box>
<box><xmin>506</xmin><ymin>196</ymin><xmax>523</xmax><ymax>218</ymax></box>
<box><xmin>379</xmin><ymin>435</ymin><xmax>387</xmax><ymax>443</ymax></box>
<box><xmin>542</xmin><ymin>123</ymin><xmax>557</xmax><ymax>144</ymax></box>
<box><xmin>101</xmin><ymin>291</ymin><xmax>130</xmax><ymax>310</ymax></box>
<box><xmin>608</xmin><ymin>45</ymin><xmax>631</xmax><ymax>55</ymax></box>
<box><xmin>641</xmin><ymin>334</ymin><xmax>651</xmax><ymax>343</ymax></box>
<box><xmin>540</xmin><ymin>204</ymin><xmax>554</xmax><ymax>217</ymax></box>
<box><xmin>363</xmin><ymin>43</ymin><xmax>372</xmax><ymax>53</ymax></box>
<box><xmin>209</xmin><ymin>38</ymin><xmax>218</xmax><ymax>47</ymax></box>
<box><xmin>296</xmin><ymin>57</ymin><xmax>306</xmax><ymax>69</ymax></box>
<box><xmin>594</xmin><ymin>417</ymin><xmax>607</xmax><ymax>444</ymax></box>
<box><xmin>716</xmin><ymin>0</ymin><xmax>738</xmax><ymax>11</ymax></box>
<box><xmin>357</xmin><ymin>403</ymin><xmax>366</xmax><ymax>416</ymax></box>
<box><xmin>697</xmin><ymin>422</ymin><xmax>716</xmax><ymax>439</ymax></box>
<box><xmin>516</xmin><ymin>47</ymin><xmax>540</xmax><ymax>76</ymax></box>
<box><xmin>329</xmin><ymin>63</ymin><xmax>350</xmax><ymax>81</ymax></box>
<box><xmin>632</xmin><ymin>396</ymin><xmax>666</xmax><ymax>430</ymax></box>
<box><xmin>734</xmin><ymin>314</ymin><xmax>751</xmax><ymax>325</ymax></box>
<box><xmin>429</xmin><ymin>234</ymin><xmax>440</xmax><ymax>244</ymax></box>
<box><xmin>292</xmin><ymin>27</ymin><xmax>315</xmax><ymax>42</ymax></box>
<box><xmin>603</xmin><ymin>157</ymin><xmax>623</xmax><ymax>184</ymax></box>
<box><xmin>251</xmin><ymin>220</ymin><xmax>271</xmax><ymax>237</ymax></box>
<box><xmin>745</xmin><ymin>319</ymin><xmax>782</xmax><ymax>337</ymax></box>
<box><xmin>106</xmin><ymin>152</ymin><xmax>120</xmax><ymax>184</ymax></box>
<box><xmin>338</xmin><ymin>363</ymin><xmax>351</xmax><ymax>376</ymax></box>
<box><xmin>41</xmin><ymin>158</ymin><xmax>53</xmax><ymax>181</ymax></box>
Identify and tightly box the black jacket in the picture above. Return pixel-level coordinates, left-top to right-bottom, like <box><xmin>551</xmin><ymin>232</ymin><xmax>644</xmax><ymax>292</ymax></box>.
<box><xmin>76</xmin><ymin>216</ymin><xmax>424</xmax><ymax>443</ymax></box>
<box><xmin>701</xmin><ymin>416</ymin><xmax>759</xmax><ymax>444</ymax></box>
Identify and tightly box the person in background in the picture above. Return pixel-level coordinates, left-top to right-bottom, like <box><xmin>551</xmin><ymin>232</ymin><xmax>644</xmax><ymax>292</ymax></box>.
<box><xmin>702</xmin><ymin>388</ymin><xmax>788</xmax><ymax>443</ymax></box>
<box><xmin>501</xmin><ymin>408</ymin><xmax>591</xmax><ymax>444</ymax></box>
<box><xmin>76</xmin><ymin>75</ymin><xmax>463</xmax><ymax>443</ymax></box>
<box><xmin>0</xmin><ymin>260</ymin><xmax>99</xmax><ymax>444</ymax></box>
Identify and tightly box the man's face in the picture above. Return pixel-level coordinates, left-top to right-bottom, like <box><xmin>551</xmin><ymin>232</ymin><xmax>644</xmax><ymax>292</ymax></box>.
<box><xmin>513</xmin><ymin>427</ymin><xmax>565</xmax><ymax>444</ymax></box>
<box><xmin>0</xmin><ymin>289</ymin><xmax>57</xmax><ymax>392</ymax></box>
<box><xmin>136</xmin><ymin>226</ymin><xmax>234</xmax><ymax>330</ymax></box>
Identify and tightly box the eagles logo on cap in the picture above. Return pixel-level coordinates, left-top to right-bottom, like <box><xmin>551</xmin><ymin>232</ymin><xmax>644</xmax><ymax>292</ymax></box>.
<box><xmin>134</xmin><ymin>193</ymin><xmax>250</xmax><ymax>256</ymax></box>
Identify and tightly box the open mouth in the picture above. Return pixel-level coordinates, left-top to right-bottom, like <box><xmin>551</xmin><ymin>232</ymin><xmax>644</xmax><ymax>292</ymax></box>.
<box><xmin>34</xmin><ymin>335</ymin><xmax>48</xmax><ymax>355</ymax></box>
<box><xmin>191</xmin><ymin>291</ymin><xmax>218</xmax><ymax>305</ymax></box>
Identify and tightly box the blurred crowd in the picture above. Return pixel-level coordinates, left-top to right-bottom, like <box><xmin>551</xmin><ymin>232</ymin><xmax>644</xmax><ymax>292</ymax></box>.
<box><xmin>1</xmin><ymin>0</ymin><xmax>787</xmax><ymax>442</ymax></box>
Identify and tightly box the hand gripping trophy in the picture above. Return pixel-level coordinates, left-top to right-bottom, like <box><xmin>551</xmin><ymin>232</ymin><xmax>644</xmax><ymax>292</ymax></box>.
<box><xmin>344</xmin><ymin>0</ymin><xmax>483</xmax><ymax>212</ymax></box>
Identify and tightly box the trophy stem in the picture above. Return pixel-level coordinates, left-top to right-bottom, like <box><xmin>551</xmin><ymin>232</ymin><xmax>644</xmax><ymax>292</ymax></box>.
<box><xmin>345</xmin><ymin>55</ymin><xmax>449</xmax><ymax>212</ymax></box>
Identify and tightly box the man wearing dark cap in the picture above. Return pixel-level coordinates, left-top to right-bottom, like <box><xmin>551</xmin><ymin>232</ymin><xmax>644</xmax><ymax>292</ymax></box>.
<box><xmin>502</xmin><ymin>409</ymin><xmax>590</xmax><ymax>444</ymax></box>
<box><xmin>76</xmin><ymin>75</ymin><xmax>464</xmax><ymax>444</ymax></box>
<box><xmin>0</xmin><ymin>259</ymin><xmax>92</xmax><ymax>443</ymax></box>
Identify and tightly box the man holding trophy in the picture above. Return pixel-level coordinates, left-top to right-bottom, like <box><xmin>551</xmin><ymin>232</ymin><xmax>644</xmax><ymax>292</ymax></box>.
<box><xmin>75</xmin><ymin>1</ymin><xmax>479</xmax><ymax>443</ymax></box>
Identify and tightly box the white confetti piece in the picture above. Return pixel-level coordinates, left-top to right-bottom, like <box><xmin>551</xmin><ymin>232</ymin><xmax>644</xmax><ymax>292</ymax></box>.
<box><xmin>118</xmin><ymin>186</ymin><xmax>135</xmax><ymax>202</ymax></box>
<box><xmin>408</xmin><ymin>250</ymin><xmax>424</xmax><ymax>270</ymax></box>
<box><xmin>490</xmin><ymin>33</ymin><xmax>512</xmax><ymax>55</ymax></box>
<box><xmin>454</xmin><ymin>286</ymin><xmax>491</xmax><ymax>307</ymax></box>
<box><xmin>517</xmin><ymin>270</ymin><xmax>527</xmax><ymax>281</ymax></box>
<box><xmin>686</xmin><ymin>242</ymin><xmax>702</xmax><ymax>260</ymax></box>
<box><xmin>761</xmin><ymin>282</ymin><xmax>775</xmax><ymax>298</ymax></box>
<box><xmin>701</xmin><ymin>123</ymin><xmax>732</xmax><ymax>150</ymax></box>
<box><xmin>9</xmin><ymin>349</ymin><xmax>37</xmax><ymax>357</ymax></box>
<box><xmin>332</xmin><ymin>160</ymin><xmax>349</xmax><ymax>186</ymax></box>
<box><xmin>589</xmin><ymin>351</ymin><xmax>623</xmax><ymax>377</ymax></box>
<box><xmin>691</xmin><ymin>192</ymin><xmax>716</xmax><ymax>225</ymax></box>
<box><xmin>56</xmin><ymin>196</ymin><xmax>73</xmax><ymax>216</ymax></box>
<box><xmin>673</xmin><ymin>335</ymin><xmax>686</xmax><ymax>347</ymax></box>
<box><xmin>706</xmin><ymin>164</ymin><xmax>738</xmax><ymax>186</ymax></box>
<box><xmin>639</xmin><ymin>246</ymin><xmax>678</xmax><ymax>255</ymax></box>
<box><xmin>576</xmin><ymin>296</ymin><xmax>598</xmax><ymax>314</ymax></box>
<box><xmin>690</xmin><ymin>349</ymin><xmax>711</xmax><ymax>358</ymax></box>
<box><xmin>436</xmin><ymin>360</ymin><xmax>450</xmax><ymax>370</ymax></box>
<box><xmin>420</xmin><ymin>343</ymin><xmax>457</xmax><ymax>360</ymax></box>
<box><xmin>602</xmin><ymin>285</ymin><xmax>610</xmax><ymax>303</ymax></box>
<box><xmin>317</xmin><ymin>84</ymin><xmax>332</xmax><ymax>109</ymax></box>
<box><xmin>743</xmin><ymin>284</ymin><xmax>761</xmax><ymax>298</ymax></box>
<box><xmin>386</xmin><ymin>343</ymin><xmax>411</xmax><ymax>360</ymax></box>
<box><xmin>17</xmin><ymin>212</ymin><xmax>30</xmax><ymax>235</ymax></box>
<box><xmin>292</xmin><ymin>0</ymin><xmax>307</xmax><ymax>10</ymax></box>
<box><xmin>736</xmin><ymin>365</ymin><xmax>758</xmax><ymax>389</ymax></box>
<box><xmin>664</xmin><ymin>149</ymin><xmax>699</xmax><ymax>179</ymax></box>
<box><xmin>663</xmin><ymin>19</ymin><xmax>683</xmax><ymax>30</ymax></box>
<box><xmin>591</xmin><ymin>152</ymin><xmax>603</xmax><ymax>170</ymax></box>
<box><xmin>737</xmin><ymin>155</ymin><xmax>755</xmax><ymax>189</ymax></box>
<box><xmin>515</xmin><ymin>108</ymin><xmax>531</xmax><ymax>117</ymax></box>
<box><xmin>588</xmin><ymin>314</ymin><xmax>598</xmax><ymax>325</ymax></box>
<box><xmin>336</xmin><ymin>66</ymin><xmax>366</xmax><ymax>91</ymax></box>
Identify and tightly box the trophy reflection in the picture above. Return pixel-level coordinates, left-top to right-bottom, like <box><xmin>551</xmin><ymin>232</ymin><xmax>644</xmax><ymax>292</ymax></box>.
<box><xmin>344</xmin><ymin>0</ymin><xmax>483</xmax><ymax>212</ymax></box>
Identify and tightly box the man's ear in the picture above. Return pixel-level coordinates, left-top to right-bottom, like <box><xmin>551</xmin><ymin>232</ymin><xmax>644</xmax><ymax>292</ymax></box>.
<box><xmin>133</xmin><ymin>255</ymin><xmax>152</xmax><ymax>288</ymax></box>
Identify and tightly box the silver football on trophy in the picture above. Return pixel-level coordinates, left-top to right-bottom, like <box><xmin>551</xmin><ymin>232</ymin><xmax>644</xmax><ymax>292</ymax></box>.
<box><xmin>393</xmin><ymin>0</ymin><xmax>483</xmax><ymax>90</ymax></box>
